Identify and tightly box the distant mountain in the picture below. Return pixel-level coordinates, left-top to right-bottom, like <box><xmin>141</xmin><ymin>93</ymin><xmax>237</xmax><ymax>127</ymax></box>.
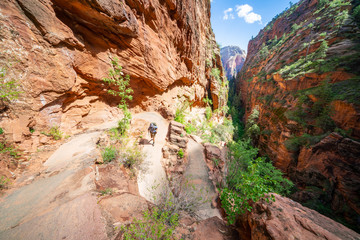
<box><xmin>220</xmin><ymin>46</ymin><xmax>246</xmax><ymax>80</ymax></box>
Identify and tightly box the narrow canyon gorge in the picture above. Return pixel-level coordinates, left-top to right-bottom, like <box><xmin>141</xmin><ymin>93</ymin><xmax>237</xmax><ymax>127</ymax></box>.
<box><xmin>0</xmin><ymin>0</ymin><xmax>359</xmax><ymax>239</ymax></box>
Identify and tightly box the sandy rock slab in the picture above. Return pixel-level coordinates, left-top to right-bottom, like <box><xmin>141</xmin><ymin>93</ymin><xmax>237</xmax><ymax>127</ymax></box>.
<box><xmin>236</xmin><ymin>194</ymin><xmax>360</xmax><ymax>240</ymax></box>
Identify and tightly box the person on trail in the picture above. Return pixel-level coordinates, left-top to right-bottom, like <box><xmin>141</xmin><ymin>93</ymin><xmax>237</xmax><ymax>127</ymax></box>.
<box><xmin>148</xmin><ymin>122</ymin><xmax>158</xmax><ymax>146</ymax></box>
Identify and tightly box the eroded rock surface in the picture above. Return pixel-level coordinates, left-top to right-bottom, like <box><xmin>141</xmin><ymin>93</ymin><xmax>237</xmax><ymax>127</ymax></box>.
<box><xmin>0</xmin><ymin>0</ymin><xmax>225</xmax><ymax>145</ymax></box>
<box><xmin>236</xmin><ymin>194</ymin><xmax>360</xmax><ymax>240</ymax></box>
<box><xmin>236</xmin><ymin>0</ymin><xmax>360</xmax><ymax>229</ymax></box>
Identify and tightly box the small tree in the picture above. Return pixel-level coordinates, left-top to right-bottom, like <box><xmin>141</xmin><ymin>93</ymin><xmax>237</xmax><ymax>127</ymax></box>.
<box><xmin>103</xmin><ymin>58</ymin><xmax>133</xmax><ymax>136</ymax></box>
<box><xmin>0</xmin><ymin>66</ymin><xmax>20</xmax><ymax>105</ymax></box>
<box><xmin>245</xmin><ymin>106</ymin><xmax>260</xmax><ymax>144</ymax></box>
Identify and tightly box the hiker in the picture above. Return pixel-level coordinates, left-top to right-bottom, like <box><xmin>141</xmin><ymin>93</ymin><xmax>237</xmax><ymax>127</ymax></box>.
<box><xmin>148</xmin><ymin>122</ymin><xmax>158</xmax><ymax>146</ymax></box>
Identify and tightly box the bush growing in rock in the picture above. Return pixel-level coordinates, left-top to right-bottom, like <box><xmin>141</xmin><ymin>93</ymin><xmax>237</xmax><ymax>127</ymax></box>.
<box><xmin>220</xmin><ymin>140</ymin><xmax>293</xmax><ymax>224</ymax></box>
<box><xmin>151</xmin><ymin>178</ymin><xmax>209</xmax><ymax>218</ymax></box>
<box><xmin>119</xmin><ymin>143</ymin><xmax>145</xmax><ymax>174</ymax></box>
<box><xmin>121</xmin><ymin>207</ymin><xmax>178</xmax><ymax>240</ymax></box>
<box><xmin>101</xmin><ymin>146</ymin><xmax>117</xmax><ymax>163</ymax></box>
<box><xmin>0</xmin><ymin>66</ymin><xmax>21</xmax><ymax>104</ymax></box>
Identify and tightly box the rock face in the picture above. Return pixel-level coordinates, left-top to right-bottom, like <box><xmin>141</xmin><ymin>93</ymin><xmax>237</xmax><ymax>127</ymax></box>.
<box><xmin>236</xmin><ymin>194</ymin><xmax>360</xmax><ymax>240</ymax></box>
<box><xmin>220</xmin><ymin>46</ymin><xmax>246</xmax><ymax>80</ymax></box>
<box><xmin>236</xmin><ymin>0</ymin><xmax>360</xmax><ymax>231</ymax></box>
<box><xmin>0</xmin><ymin>0</ymin><xmax>225</xmax><ymax>140</ymax></box>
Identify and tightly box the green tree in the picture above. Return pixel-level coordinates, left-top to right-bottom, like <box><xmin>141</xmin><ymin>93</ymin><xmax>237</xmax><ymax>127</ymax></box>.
<box><xmin>245</xmin><ymin>106</ymin><xmax>260</xmax><ymax>143</ymax></box>
<box><xmin>220</xmin><ymin>140</ymin><xmax>293</xmax><ymax>224</ymax></box>
<box><xmin>0</xmin><ymin>66</ymin><xmax>20</xmax><ymax>104</ymax></box>
<box><xmin>103</xmin><ymin>58</ymin><xmax>133</xmax><ymax>136</ymax></box>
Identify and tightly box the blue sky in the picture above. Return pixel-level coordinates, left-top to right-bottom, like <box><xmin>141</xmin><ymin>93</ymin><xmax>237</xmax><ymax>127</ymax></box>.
<box><xmin>210</xmin><ymin>0</ymin><xmax>300</xmax><ymax>52</ymax></box>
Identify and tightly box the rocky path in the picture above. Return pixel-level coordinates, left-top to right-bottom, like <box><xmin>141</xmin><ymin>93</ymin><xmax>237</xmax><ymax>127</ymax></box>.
<box><xmin>133</xmin><ymin>112</ymin><xmax>169</xmax><ymax>202</ymax></box>
<box><xmin>0</xmin><ymin>112</ymin><xmax>225</xmax><ymax>240</ymax></box>
<box><xmin>0</xmin><ymin>131</ymin><xmax>108</xmax><ymax>240</ymax></box>
<box><xmin>185</xmin><ymin>139</ymin><xmax>221</xmax><ymax>220</ymax></box>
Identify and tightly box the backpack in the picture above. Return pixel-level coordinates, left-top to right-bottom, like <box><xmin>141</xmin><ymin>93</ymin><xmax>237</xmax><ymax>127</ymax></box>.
<box><xmin>149</xmin><ymin>122</ymin><xmax>158</xmax><ymax>133</ymax></box>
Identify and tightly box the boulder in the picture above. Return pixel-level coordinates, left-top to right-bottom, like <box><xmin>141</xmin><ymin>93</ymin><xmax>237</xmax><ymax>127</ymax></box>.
<box><xmin>169</xmin><ymin>135</ymin><xmax>188</xmax><ymax>148</ymax></box>
<box><xmin>204</xmin><ymin>143</ymin><xmax>221</xmax><ymax>160</ymax></box>
<box><xmin>236</xmin><ymin>194</ymin><xmax>360</xmax><ymax>240</ymax></box>
<box><xmin>193</xmin><ymin>217</ymin><xmax>238</xmax><ymax>240</ymax></box>
<box><xmin>99</xmin><ymin>193</ymin><xmax>148</xmax><ymax>223</ymax></box>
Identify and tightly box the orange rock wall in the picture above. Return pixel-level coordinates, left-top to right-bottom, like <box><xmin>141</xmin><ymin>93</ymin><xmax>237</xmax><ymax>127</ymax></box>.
<box><xmin>0</xmin><ymin>0</ymin><xmax>224</xmax><ymax>138</ymax></box>
<box><xmin>237</xmin><ymin>0</ymin><xmax>360</xmax><ymax>230</ymax></box>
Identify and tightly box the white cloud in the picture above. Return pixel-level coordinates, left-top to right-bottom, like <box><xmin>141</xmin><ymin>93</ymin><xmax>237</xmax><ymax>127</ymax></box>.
<box><xmin>223</xmin><ymin>8</ymin><xmax>235</xmax><ymax>20</ymax></box>
<box><xmin>235</xmin><ymin>4</ymin><xmax>262</xmax><ymax>24</ymax></box>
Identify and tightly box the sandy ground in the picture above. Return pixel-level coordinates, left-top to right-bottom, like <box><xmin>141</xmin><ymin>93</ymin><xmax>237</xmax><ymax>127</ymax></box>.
<box><xmin>133</xmin><ymin>112</ymin><xmax>170</xmax><ymax>202</ymax></box>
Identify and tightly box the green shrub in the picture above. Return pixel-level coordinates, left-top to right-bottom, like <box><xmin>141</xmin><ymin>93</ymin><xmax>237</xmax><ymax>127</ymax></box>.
<box><xmin>0</xmin><ymin>128</ymin><xmax>3</xmax><ymax>135</ymax></box>
<box><xmin>245</xmin><ymin>106</ymin><xmax>260</xmax><ymax>143</ymax></box>
<box><xmin>101</xmin><ymin>146</ymin><xmax>117</xmax><ymax>163</ymax></box>
<box><xmin>205</xmin><ymin>106</ymin><xmax>212</xmax><ymax>120</ymax></box>
<box><xmin>184</xmin><ymin>123</ymin><xmax>196</xmax><ymax>134</ymax></box>
<box><xmin>353</xmin><ymin>5</ymin><xmax>360</xmax><ymax>26</ymax></box>
<box><xmin>203</xmin><ymin>97</ymin><xmax>213</xmax><ymax>106</ymax></box>
<box><xmin>0</xmin><ymin>141</ymin><xmax>20</xmax><ymax>158</ymax></box>
<box><xmin>117</xmin><ymin>109</ymin><xmax>132</xmax><ymax>136</ymax></box>
<box><xmin>0</xmin><ymin>176</ymin><xmax>11</xmax><ymax>189</ymax></box>
<box><xmin>120</xmin><ymin>143</ymin><xmax>145</xmax><ymax>171</ymax></box>
<box><xmin>121</xmin><ymin>207</ymin><xmax>178</xmax><ymax>240</ymax></box>
<box><xmin>151</xmin><ymin>178</ymin><xmax>209</xmax><ymax>217</ymax></box>
<box><xmin>0</xmin><ymin>66</ymin><xmax>21</xmax><ymax>103</ymax></box>
<box><xmin>284</xmin><ymin>133</ymin><xmax>328</xmax><ymax>151</ymax></box>
<box><xmin>221</xmin><ymin>140</ymin><xmax>293</xmax><ymax>224</ymax></box>
<box><xmin>48</xmin><ymin>126</ymin><xmax>63</xmax><ymax>140</ymax></box>
<box><xmin>100</xmin><ymin>188</ymin><xmax>113</xmax><ymax>196</ymax></box>
<box><xmin>177</xmin><ymin>148</ymin><xmax>184</xmax><ymax>158</ymax></box>
<box><xmin>174</xmin><ymin>101</ymin><xmax>190</xmax><ymax>124</ymax></box>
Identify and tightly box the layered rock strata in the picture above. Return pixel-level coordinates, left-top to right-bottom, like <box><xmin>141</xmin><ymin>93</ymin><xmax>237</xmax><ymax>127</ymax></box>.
<box><xmin>0</xmin><ymin>0</ymin><xmax>225</xmax><ymax>142</ymax></box>
<box><xmin>236</xmin><ymin>194</ymin><xmax>360</xmax><ymax>240</ymax></box>
<box><xmin>236</xmin><ymin>0</ymin><xmax>360</xmax><ymax>230</ymax></box>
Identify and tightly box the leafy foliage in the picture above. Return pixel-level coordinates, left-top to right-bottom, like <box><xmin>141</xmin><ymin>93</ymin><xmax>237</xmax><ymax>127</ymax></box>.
<box><xmin>103</xmin><ymin>58</ymin><xmax>133</xmax><ymax>136</ymax></box>
<box><xmin>41</xmin><ymin>126</ymin><xmax>63</xmax><ymax>140</ymax></box>
<box><xmin>177</xmin><ymin>148</ymin><xmax>184</xmax><ymax>158</ymax></box>
<box><xmin>0</xmin><ymin>140</ymin><xmax>21</xmax><ymax>159</ymax></box>
<box><xmin>245</xmin><ymin>106</ymin><xmax>260</xmax><ymax>143</ymax></box>
<box><xmin>286</xmin><ymin>81</ymin><xmax>335</xmax><ymax>132</ymax></box>
<box><xmin>220</xmin><ymin>140</ymin><xmax>293</xmax><ymax>224</ymax></box>
<box><xmin>151</xmin><ymin>178</ymin><xmax>209</xmax><ymax>217</ymax></box>
<box><xmin>0</xmin><ymin>67</ymin><xmax>20</xmax><ymax>103</ymax></box>
<box><xmin>100</xmin><ymin>188</ymin><xmax>113</xmax><ymax>196</ymax></box>
<box><xmin>174</xmin><ymin>101</ymin><xmax>191</xmax><ymax>124</ymax></box>
<box><xmin>0</xmin><ymin>176</ymin><xmax>11</xmax><ymax>189</ymax></box>
<box><xmin>119</xmin><ymin>143</ymin><xmax>145</xmax><ymax>171</ymax></box>
<box><xmin>121</xmin><ymin>207</ymin><xmax>179</xmax><ymax>240</ymax></box>
<box><xmin>101</xmin><ymin>146</ymin><xmax>117</xmax><ymax>163</ymax></box>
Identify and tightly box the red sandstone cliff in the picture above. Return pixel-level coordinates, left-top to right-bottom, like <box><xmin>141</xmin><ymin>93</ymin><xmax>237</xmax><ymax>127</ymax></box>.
<box><xmin>237</xmin><ymin>0</ymin><xmax>360</xmax><ymax>231</ymax></box>
<box><xmin>0</xmin><ymin>0</ymin><xmax>225</xmax><ymax>144</ymax></box>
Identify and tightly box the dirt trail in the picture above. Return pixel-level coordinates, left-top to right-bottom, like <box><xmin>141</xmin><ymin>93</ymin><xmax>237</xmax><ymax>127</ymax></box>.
<box><xmin>185</xmin><ymin>139</ymin><xmax>221</xmax><ymax>220</ymax></box>
<box><xmin>0</xmin><ymin>131</ymin><xmax>109</xmax><ymax>240</ymax></box>
<box><xmin>133</xmin><ymin>112</ymin><xmax>169</xmax><ymax>202</ymax></box>
<box><xmin>0</xmin><ymin>112</ymin><xmax>221</xmax><ymax>239</ymax></box>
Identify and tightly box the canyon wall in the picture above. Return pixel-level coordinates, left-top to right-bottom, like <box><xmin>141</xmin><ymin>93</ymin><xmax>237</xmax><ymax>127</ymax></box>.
<box><xmin>237</xmin><ymin>0</ymin><xmax>360</xmax><ymax>231</ymax></box>
<box><xmin>0</xmin><ymin>0</ymin><xmax>225</xmax><ymax>146</ymax></box>
<box><xmin>220</xmin><ymin>46</ymin><xmax>246</xmax><ymax>80</ymax></box>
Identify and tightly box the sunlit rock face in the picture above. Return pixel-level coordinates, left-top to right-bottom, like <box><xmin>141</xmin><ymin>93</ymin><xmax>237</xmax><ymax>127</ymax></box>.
<box><xmin>236</xmin><ymin>194</ymin><xmax>360</xmax><ymax>240</ymax></box>
<box><xmin>236</xmin><ymin>0</ymin><xmax>360</xmax><ymax>231</ymax></box>
<box><xmin>220</xmin><ymin>46</ymin><xmax>246</xmax><ymax>80</ymax></box>
<box><xmin>0</xmin><ymin>0</ymin><xmax>225</xmax><ymax>136</ymax></box>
